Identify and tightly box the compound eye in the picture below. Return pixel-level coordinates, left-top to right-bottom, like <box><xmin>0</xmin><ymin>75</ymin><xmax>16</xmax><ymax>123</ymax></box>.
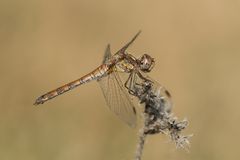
<box><xmin>139</xmin><ymin>54</ymin><xmax>155</xmax><ymax>72</ymax></box>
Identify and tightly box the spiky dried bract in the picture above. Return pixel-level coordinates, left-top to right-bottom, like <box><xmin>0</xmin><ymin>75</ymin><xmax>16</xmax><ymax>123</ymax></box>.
<box><xmin>133</xmin><ymin>79</ymin><xmax>191</xmax><ymax>160</ymax></box>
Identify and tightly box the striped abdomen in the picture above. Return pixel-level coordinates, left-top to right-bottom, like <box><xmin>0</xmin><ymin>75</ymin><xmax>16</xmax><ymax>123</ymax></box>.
<box><xmin>34</xmin><ymin>64</ymin><xmax>109</xmax><ymax>105</ymax></box>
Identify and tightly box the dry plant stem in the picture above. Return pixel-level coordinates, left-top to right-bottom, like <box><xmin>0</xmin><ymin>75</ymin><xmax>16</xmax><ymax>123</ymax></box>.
<box><xmin>135</xmin><ymin>129</ymin><xmax>147</xmax><ymax>160</ymax></box>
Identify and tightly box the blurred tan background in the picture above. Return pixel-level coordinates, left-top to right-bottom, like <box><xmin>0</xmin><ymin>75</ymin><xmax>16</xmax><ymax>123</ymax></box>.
<box><xmin>1</xmin><ymin>0</ymin><xmax>240</xmax><ymax>160</ymax></box>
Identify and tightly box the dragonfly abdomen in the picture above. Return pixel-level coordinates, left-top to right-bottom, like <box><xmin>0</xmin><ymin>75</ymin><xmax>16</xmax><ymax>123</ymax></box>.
<box><xmin>34</xmin><ymin>64</ymin><xmax>109</xmax><ymax>105</ymax></box>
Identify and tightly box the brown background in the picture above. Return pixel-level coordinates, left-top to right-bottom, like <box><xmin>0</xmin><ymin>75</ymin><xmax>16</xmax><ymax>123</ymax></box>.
<box><xmin>1</xmin><ymin>0</ymin><xmax>240</xmax><ymax>160</ymax></box>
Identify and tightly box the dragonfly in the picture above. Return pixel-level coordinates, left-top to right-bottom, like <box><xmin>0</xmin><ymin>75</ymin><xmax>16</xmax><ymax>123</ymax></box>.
<box><xmin>34</xmin><ymin>31</ymin><xmax>172</xmax><ymax>127</ymax></box>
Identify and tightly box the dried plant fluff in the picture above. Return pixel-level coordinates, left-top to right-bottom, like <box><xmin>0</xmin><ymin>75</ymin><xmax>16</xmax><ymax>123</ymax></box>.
<box><xmin>131</xmin><ymin>79</ymin><xmax>192</xmax><ymax>160</ymax></box>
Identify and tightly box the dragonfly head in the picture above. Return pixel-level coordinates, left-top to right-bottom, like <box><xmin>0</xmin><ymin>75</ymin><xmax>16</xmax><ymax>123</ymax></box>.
<box><xmin>139</xmin><ymin>54</ymin><xmax>155</xmax><ymax>72</ymax></box>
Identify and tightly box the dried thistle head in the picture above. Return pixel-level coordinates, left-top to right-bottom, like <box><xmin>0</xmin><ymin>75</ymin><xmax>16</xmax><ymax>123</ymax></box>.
<box><xmin>134</xmin><ymin>79</ymin><xmax>192</xmax><ymax>150</ymax></box>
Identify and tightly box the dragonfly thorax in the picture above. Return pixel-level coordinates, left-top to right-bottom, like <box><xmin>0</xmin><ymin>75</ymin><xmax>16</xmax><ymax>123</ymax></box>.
<box><xmin>115</xmin><ymin>59</ymin><xmax>134</xmax><ymax>73</ymax></box>
<box><xmin>138</xmin><ymin>54</ymin><xmax>155</xmax><ymax>72</ymax></box>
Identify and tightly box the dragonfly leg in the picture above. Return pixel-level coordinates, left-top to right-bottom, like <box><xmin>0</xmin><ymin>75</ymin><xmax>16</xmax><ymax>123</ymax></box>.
<box><xmin>125</xmin><ymin>73</ymin><xmax>138</xmax><ymax>95</ymax></box>
<box><xmin>137</xmin><ymin>72</ymin><xmax>153</xmax><ymax>83</ymax></box>
<box><xmin>124</xmin><ymin>72</ymin><xmax>141</xmax><ymax>96</ymax></box>
<box><xmin>124</xmin><ymin>71</ymin><xmax>153</xmax><ymax>96</ymax></box>
<box><xmin>124</xmin><ymin>72</ymin><xmax>133</xmax><ymax>92</ymax></box>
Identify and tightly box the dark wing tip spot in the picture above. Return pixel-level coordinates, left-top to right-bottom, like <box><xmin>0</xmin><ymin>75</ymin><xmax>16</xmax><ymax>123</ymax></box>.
<box><xmin>165</xmin><ymin>90</ymin><xmax>171</xmax><ymax>98</ymax></box>
<box><xmin>133</xmin><ymin>107</ymin><xmax>137</xmax><ymax>115</ymax></box>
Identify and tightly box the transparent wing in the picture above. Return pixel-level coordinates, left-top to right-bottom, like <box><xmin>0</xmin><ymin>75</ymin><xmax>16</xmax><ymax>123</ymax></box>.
<box><xmin>98</xmin><ymin>69</ymin><xmax>137</xmax><ymax>128</ymax></box>
<box><xmin>115</xmin><ymin>31</ymin><xmax>141</xmax><ymax>55</ymax></box>
<box><xmin>102</xmin><ymin>44</ymin><xmax>111</xmax><ymax>64</ymax></box>
<box><xmin>97</xmin><ymin>44</ymin><xmax>137</xmax><ymax>127</ymax></box>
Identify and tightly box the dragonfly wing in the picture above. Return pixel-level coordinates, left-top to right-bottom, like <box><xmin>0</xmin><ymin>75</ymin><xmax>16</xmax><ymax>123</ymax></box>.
<box><xmin>97</xmin><ymin>43</ymin><xmax>137</xmax><ymax>127</ymax></box>
<box><xmin>98</xmin><ymin>68</ymin><xmax>137</xmax><ymax>128</ymax></box>
<box><xmin>115</xmin><ymin>31</ymin><xmax>141</xmax><ymax>55</ymax></box>
<box><xmin>102</xmin><ymin>44</ymin><xmax>112</xmax><ymax>64</ymax></box>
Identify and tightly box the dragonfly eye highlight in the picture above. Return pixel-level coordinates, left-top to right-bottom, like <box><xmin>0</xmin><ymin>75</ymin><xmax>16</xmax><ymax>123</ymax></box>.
<box><xmin>139</xmin><ymin>54</ymin><xmax>155</xmax><ymax>72</ymax></box>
